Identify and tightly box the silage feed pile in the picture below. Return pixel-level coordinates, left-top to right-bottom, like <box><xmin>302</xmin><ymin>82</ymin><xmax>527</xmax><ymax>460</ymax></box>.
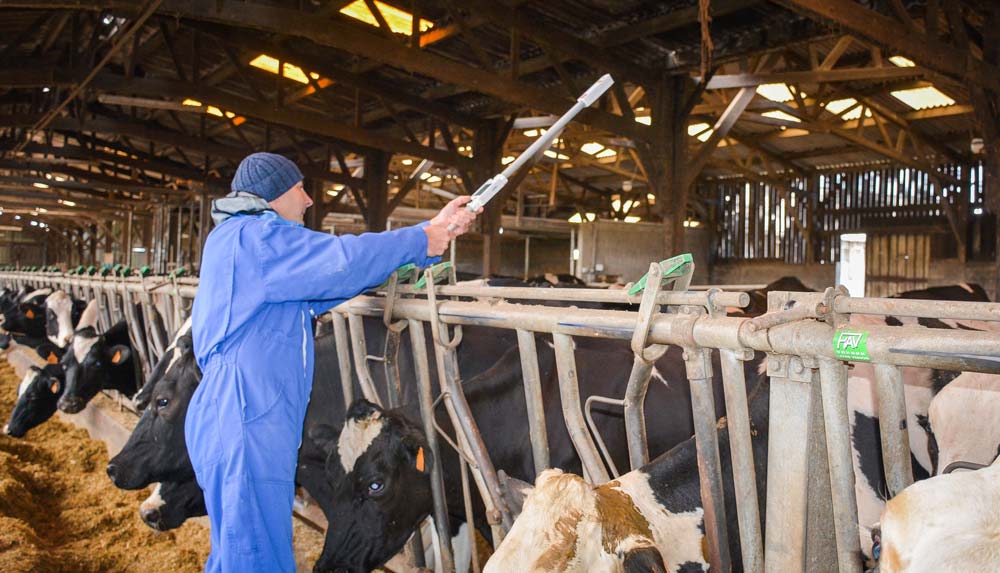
<box><xmin>0</xmin><ymin>359</ymin><xmax>209</xmax><ymax>572</ymax></box>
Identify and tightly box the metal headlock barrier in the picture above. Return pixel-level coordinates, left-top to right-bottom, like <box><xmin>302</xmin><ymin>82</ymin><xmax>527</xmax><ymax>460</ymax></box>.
<box><xmin>4</xmin><ymin>258</ymin><xmax>1000</xmax><ymax>573</ymax></box>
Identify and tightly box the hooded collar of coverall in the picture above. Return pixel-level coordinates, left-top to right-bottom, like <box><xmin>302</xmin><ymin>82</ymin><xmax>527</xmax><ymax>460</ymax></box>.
<box><xmin>210</xmin><ymin>191</ymin><xmax>304</xmax><ymax>227</ymax></box>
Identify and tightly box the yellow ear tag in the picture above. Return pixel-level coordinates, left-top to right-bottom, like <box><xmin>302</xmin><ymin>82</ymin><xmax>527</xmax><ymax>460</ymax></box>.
<box><xmin>25</xmin><ymin>309</ymin><xmax>34</xmax><ymax>319</ymax></box>
<box><xmin>50</xmin><ymin>382</ymin><xmax>59</xmax><ymax>394</ymax></box>
<box><xmin>415</xmin><ymin>447</ymin><xmax>425</xmax><ymax>473</ymax></box>
<box><xmin>46</xmin><ymin>352</ymin><xmax>58</xmax><ymax>364</ymax></box>
<box><xmin>112</xmin><ymin>350</ymin><xmax>122</xmax><ymax>364</ymax></box>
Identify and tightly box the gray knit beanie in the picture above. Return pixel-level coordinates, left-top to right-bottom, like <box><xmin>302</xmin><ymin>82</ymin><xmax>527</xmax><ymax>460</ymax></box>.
<box><xmin>231</xmin><ymin>152</ymin><xmax>304</xmax><ymax>202</ymax></box>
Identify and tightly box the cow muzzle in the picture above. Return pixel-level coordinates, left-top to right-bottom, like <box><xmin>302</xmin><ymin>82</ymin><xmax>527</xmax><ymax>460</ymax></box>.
<box><xmin>140</xmin><ymin>506</ymin><xmax>164</xmax><ymax>531</ymax></box>
<box><xmin>58</xmin><ymin>396</ymin><xmax>85</xmax><ymax>414</ymax></box>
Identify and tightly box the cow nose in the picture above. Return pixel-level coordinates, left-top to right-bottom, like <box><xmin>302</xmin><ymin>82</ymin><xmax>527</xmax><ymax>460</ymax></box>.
<box><xmin>106</xmin><ymin>463</ymin><xmax>118</xmax><ymax>481</ymax></box>
<box><xmin>58</xmin><ymin>397</ymin><xmax>84</xmax><ymax>414</ymax></box>
<box><xmin>140</xmin><ymin>506</ymin><xmax>162</xmax><ymax>529</ymax></box>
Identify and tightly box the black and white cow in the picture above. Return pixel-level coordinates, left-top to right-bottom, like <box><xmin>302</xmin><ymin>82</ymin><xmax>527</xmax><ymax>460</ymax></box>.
<box><xmin>1</xmin><ymin>287</ymin><xmax>52</xmax><ymax>338</ymax></box>
<box><xmin>138</xmin><ymin>479</ymin><xmax>207</xmax><ymax>531</ymax></box>
<box><xmin>44</xmin><ymin>290</ymin><xmax>89</xmax><ymax>349</ymax></box>
<box><xmin>106</xmin><ymin>326</ymin><xmax>200</xmax><ymax>488</ymax></box>
<box><xmin>3</xmin><ymin>363</ymin><xmax>65</xmax><ymax>438</ymax></box>
<box><xmin>336</xmin><ymin>374</ymin><xmax>772</xmax><ymax>573</ymax></box>
<box><xmin>57</xmin><ymin>300</ymin><xmax>140</xmax><ymax>414</ymax></box>
<box><xmin>132</xmin><ymin>316</ymin><xmax>193</xmax><ymax>412</ymax></box>
<box><xmin>303</xmin><ymin>318</ymin><xmax>756</xmax><ymax>573</ymax></box>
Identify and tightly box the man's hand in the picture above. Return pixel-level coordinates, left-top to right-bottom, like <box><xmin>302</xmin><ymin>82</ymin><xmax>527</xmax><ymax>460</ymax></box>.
<box><xmin>424</xmin><ymin>196</ymin><xmax>482</xmax><ymax>256</ymax></box>
<box><xmin>431</xmin><ymin>196</ymin><xmax>482</xmax><ymax>235</ymax></box>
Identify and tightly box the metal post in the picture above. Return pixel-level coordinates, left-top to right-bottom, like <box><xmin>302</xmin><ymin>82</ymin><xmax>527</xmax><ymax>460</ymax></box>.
<box><xmin>719</xmin><ymin>348</ymin><xmax>763</xmax><ymax>573</ymax></box>
<box><xmin>407</xmin><ymin>318</ymin><xmax>455</xmax><ymax>573</ymax></box>
<box><xmin>806</xmin><ymin>367</ymin><xmax>838</xmax><ymax>572</ymax></box>
<box><xmin>818</xmin><ymin>359</ymin><xmax>863</xmax><ymax>573</ymax></box>
<box><xmin>347</xmin><ymin>313</ymin><xmax>382</xmax><ymax>405</ymax></box>
<box><xmin>523</xmin><ymin>236</ymin><xmax>530</xmax><ymax>280</ymax></box>
<box><xmin>330</xmin><ymin>312</ymin><xmax>355</xmax><ymax>408</ymax></box>
<box><xmin>515</xmin><ymin>329</ymin><xmax>550</xmax><ymax>475</ymax></box>
<box><xmin>685</xmin><ymin>347</ymin><xmax>731</xmax><ymax>573</ymax></box>
<box><xmin>873</xmin><ymin>363</ymin><xmax>914</xmax><ymax>495</ymax></box>
<box><xmin>569</xmin><ymin>228</ymin><xmax>576</xmax><ymax>276</ymax></box>
<box><xmin>552</xmin><ymin>332</ymin><xmax>611</xmax><ymax>484</ymax></box>
<box><xmin>623</xmin><ymin>356</ymin><xmax>654</xmax><ymax>469</ymax></box>
<box><xmin>125</xmin><ymin>210</ymin><xmax>134</xmax><ymax>268</ymax></box>
<box><xmin>764</xmin><ymin>356</ymin><xmax>814</xmax><ymax>573</ymax></box>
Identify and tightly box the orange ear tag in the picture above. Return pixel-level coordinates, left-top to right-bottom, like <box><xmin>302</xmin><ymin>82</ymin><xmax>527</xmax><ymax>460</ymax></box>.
<box><xmin>50</xmin><ymin>382</ymin><xmax>59</xmax><ymax>394</ymax></box>
<box><xmin>25</xmin><ymin>309</ymin><xmax>33</xmax><ymax>319</ymax></box>
<box><xmin>112</xmin><ymin>350</ymin><xmax>122</xmax><ymax>364</ymax></box>
<box><xmin>415</xmin><ymin>447</ymin><xmax>425</xmax><ymax>472</ymax></box>
<box><xmin>47</xmin><ymin>352</ymin><xmax>58</xmax><ymax>364</ymax></box>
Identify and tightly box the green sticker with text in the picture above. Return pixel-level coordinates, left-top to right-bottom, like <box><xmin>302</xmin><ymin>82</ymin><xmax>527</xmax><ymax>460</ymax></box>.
<box><xmin>833</xmin><ymin>330</ymin><xmax>871</xmax><ymax>362</ymax></box>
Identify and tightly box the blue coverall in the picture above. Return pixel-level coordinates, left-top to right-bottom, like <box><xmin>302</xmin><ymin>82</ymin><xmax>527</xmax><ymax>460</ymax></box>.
<box><xmin>186</xmin><ymin>210</ymin><xmax>437</xmax><ymax>572</ymax></box>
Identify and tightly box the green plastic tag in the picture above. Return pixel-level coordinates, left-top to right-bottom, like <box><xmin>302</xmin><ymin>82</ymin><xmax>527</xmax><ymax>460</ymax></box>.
<box><xmin>833</xmin><ymin>330</ymin><xmax>871</xmax><ymax>362</ymax></box>
<box><xmin>628</xmin><ymin>253</ymin><xmax>694</xmax><ymax>296</ymax></box>
<box><xmin>414</xmin><ymin>262</ymin><xmax>453</xmax><ymax>290</ymax></box>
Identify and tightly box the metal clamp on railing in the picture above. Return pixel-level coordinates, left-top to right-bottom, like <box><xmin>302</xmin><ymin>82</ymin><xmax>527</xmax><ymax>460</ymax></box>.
<box><xmin>371</xmin><ymin>264</ymin><xmax>418</xmax><ymax>408</ymax></box>
<box><xmin>422</xmin><ymin>262</ymin><xmax>463</xmax><ymax>350</ymax></box>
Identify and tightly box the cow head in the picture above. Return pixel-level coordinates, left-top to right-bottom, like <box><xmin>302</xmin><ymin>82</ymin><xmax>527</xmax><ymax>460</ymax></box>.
<box><xmin>134</xmin><ymin>317</ymin><xmax>194</xmax><ymax>412</ymax></box>
<box><xmin>139</xmin><ymin>480</ymin><xmax>207</xmax><ymax>531</ymax></box>
<box><xmin>485</xmin><ymin>469</ymin><xmax>666</xmax><ymax>573</ymax></box>
<box><xmin>4</xmin><ymin>364</ymin><xmax>64</xmax><ymax>438</ymax></box>
<box><xmin>45</xmin><ymin>290</ymin><xmax>77</xmax><ymax>348</ymax></box>
<box><xmin>107</xmin><ymin>334</ymin><xmax>200</xmax><ymax>489</ymax></box>
<box><xmin>58</xmin><ymin>301</ymin><xmax>131</xmax><ymax>414</ymax></box>
<box><xmin>311</xmin><ymin>400</ymin><xmax>433</xmax><ymax>573</ymax></box>
<box><xmin>3</xmin><ymin>288</ymin><xmax>52</xmax><ymax>338</ymax></box>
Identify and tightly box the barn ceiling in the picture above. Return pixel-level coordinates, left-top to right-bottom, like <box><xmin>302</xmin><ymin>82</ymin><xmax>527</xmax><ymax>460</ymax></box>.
<box><xmin>0</xmin><ymin>0</ymin><xmax>994</xmax><ymax>235</ymax></box>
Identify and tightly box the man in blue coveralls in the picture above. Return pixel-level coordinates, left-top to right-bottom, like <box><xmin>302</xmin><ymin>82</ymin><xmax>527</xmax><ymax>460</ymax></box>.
<box><xmin>186</xmin><ymin>152</ymin><xmax>479</xmax><ymax>572</ymax></box>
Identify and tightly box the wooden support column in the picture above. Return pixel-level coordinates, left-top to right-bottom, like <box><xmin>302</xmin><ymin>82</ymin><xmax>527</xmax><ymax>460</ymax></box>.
<box><xmin>970</xmin><ymin>4</ymin><xmax>1000</xmax><ymax>295</ymax></box>
<box><xmin>364</xmin><ymin>150</ymin><xmax>390</xmax><ymax>231</ymax></box>
<box><xmin>639</xmin><ymin>74</ymin><xmax>697</xmax><ymax>257</ymax></box>
<box><xmin>89</xmin><ymin>223</ymin><xmax>98</xmax><ymax>263</ymax></box>
<box><xmin>473</xmin><ymin>120</ymin><xmax>505</xmax><ymax>277</ymax></box>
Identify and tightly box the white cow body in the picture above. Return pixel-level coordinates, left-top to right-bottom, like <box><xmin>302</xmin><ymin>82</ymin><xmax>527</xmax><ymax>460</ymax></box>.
<box><xmin>928</xmin><ymin>371</ymin><xmax>1000</xmax><ymax>474</ymax></box>
<box><xmin>878</xmin><ymin>460</ymin><xmax>1000</xmax><ymax>572</ymax></box>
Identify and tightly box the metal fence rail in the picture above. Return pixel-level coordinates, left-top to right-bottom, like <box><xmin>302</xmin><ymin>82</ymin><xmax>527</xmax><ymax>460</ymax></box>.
<box><xmin>5</xmin><ymin>267</ymin><xmax>1000</xmax><ymax>573</ymax></box>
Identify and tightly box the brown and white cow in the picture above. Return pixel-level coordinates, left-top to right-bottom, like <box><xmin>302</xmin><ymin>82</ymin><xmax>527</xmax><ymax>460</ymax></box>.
<box><xmin>877</xmin><ymin>458</ymin><xmax>1000</xmax><ymax>572</ymax></box>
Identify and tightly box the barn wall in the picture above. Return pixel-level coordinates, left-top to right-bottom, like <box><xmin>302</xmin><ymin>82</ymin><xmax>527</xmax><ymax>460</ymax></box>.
<box><xmin>710</xmin><ymin>261</ymin><xmax>836</xmax><ymax>291</ymax></box>
<box><xmin>453</xmin><ymin>235</ymin><xmax>571</xmax><ymax>278</ymax></box>
<box><xmin>0</xmin><ymin>231</ymin><xmax>47</xmax><ymax>267</ymax></box>
<box><xmin>925</xmin><ymin>260</ymin><xmax>999</xmax><ymax>301</ymax></box>
<box><xmin>577</xmin><ymin>221</ymin><xmax>711</xmax><ymax>284</ymax></box>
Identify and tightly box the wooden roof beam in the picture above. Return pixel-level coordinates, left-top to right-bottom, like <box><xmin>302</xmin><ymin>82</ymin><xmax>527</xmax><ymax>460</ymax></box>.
<box><xmin>90</xmin><ymin>73</ymin><xmax>476</xmax><ymax>170</ymax></box>
<box><xmin>460</xmin><ymin>0</ymin><xmax>651</xmax><ymax>86</ymax></box>
<box><xmin>770</xmin><ymin>0</ymin><xmax>1000</xmax><ymax>92</ymax></box>
<box><xmin>186</xmin><ymin>23</ymin><xmax>485</xmax><ymax>129</ymax></box>
<box><xmin>0</xmin><ymin>113</ymin><xmax>364</xmax><ymax>188</ymax></box>
<box><xmin>705</xmin><ymin>66</ymin><xmax>926</xmax><ymax>89</ymax></box>
<box><xmin>1</xmin><ymin>0</ymin><xmax>649</xmax><ymax>140</ymax></box>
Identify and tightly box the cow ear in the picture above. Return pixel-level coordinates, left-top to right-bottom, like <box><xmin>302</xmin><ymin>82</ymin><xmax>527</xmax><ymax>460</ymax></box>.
<box><xmin>623</xmin><ymin>546</ymin><xmax>667</xmax><ymax>573</ymax></box>
<box><xmin>346</xmin><ymin>399</ymin><xmax>383</xmax><ymax>421</ymax></box>
<box><xmin>308</xmin><ymin>423</ymin><xmax>341</xmax><ymax>456</ymax></box>
<box><xmin>401</xmin><ymin>429</ymin><xmax>431</xmax><ymax>474</ymax></box>
<box><xmin>107</xmin><ymin>344</ymin><xmax>131</xmax><ymax>365</ymax></box>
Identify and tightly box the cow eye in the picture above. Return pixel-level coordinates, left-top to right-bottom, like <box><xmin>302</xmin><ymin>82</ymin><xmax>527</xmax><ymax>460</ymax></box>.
<box><xmin>156</xmin><ymin>398</ymin><xmax>169</xmax><ymax>409</ymax></box>
<box><xmin>367</xmin><ymin>481</ymin><xmax>384</xmax><ymax>495</ymax></box>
